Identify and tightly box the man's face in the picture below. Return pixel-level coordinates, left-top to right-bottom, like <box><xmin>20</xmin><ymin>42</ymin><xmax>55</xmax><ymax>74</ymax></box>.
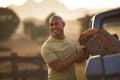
<box><xmin>50</xmin><ymin>17</ymin><xmax>64</xmax><ymax>37</ymax></box>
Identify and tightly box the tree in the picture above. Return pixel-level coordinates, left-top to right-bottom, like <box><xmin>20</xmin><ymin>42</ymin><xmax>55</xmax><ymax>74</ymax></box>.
<box><xmin>23</xmin><ymin>13</ymin><xmax>56</xmax><ymax>40</ymax></box>
<box><xmin>23</xmin><ymin>19</ymin><xmax>51</xmax><ymax>40</ymax></box>
<box><xmin>78</xmin><ymin>15</ymin><xmax>94</xmax><ymax>33</ymax></box>
<box><xmin>0</xmin><ymin>7</ymin><xmax>20</xmax><ymax>40</ymax></box>
<box><xmin>44</xmin><ymin>12</ymin><xmax>56</xmax><ymax>36</ymax></box>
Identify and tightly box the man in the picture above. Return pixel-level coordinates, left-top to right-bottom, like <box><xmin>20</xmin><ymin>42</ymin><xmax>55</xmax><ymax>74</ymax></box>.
<box><xmin>41</xmin><ymin>16</ymin><xmax>86</xmax><ymax>80</ymax></box>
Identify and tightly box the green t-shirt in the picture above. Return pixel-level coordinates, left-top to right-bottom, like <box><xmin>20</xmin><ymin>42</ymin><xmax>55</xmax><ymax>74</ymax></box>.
<box><xmin>41</xmin><ymin>36</ymin><xmax>77</xmax><ymax>80</ymax></box>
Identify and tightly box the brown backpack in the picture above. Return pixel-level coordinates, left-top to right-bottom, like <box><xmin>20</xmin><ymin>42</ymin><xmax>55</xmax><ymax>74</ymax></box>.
<box><xmin>78</xmin><ymin>28</ymin><xmax>120</xmax><ymax>56</ymax></box>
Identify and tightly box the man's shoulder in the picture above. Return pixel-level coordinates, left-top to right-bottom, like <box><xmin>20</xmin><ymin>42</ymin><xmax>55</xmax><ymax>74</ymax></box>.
<box><xmin>65</xmin><ymin>35</ymin><xmax>76</xmax><ymax>42</ymax></box>
<box><xmin>41</xmin><ymin>36</ymin><xmax>54</xmax><ymax>48</ymax></box>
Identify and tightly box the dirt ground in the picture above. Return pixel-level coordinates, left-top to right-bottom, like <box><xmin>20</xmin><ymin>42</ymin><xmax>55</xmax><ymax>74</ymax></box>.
<box><xmin>0</xmin><ymin>40</ymin><xmax>42</xmax><ymax>56</ymax></box>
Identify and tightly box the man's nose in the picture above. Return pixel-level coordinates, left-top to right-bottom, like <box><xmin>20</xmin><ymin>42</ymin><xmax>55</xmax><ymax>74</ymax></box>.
<box><xmin>52</xmin><ymin>25</ymin><xmax>57</xmax><ymax>29</ymax></box>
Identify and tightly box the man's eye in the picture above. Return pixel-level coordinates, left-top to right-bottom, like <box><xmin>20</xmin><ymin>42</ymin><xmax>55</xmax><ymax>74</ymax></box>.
<box><xmin>55</xmin><ymin>23</ymin><xmax>59</xmax><ymax>25</ymax></box>
<box><xmin>50</xmin><ymin>23</ymin><xmax>53</xmax><ymax>26</ymax></box>
<box><xmin>50</xmin><ymin>23</ymin><xmax>59</xmax><ymax>26</ymax></box>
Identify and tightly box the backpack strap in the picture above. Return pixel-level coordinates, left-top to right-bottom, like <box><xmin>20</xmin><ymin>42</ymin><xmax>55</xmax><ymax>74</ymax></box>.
<box><xmin>98</xmin><ymin>34</ymin><xmax>116</xmax><ymax>54</ymax></box>
<box><xmin>95</xmin><ymin>28</ymin><xmax>117</xmax><ymax>54</ymax></box>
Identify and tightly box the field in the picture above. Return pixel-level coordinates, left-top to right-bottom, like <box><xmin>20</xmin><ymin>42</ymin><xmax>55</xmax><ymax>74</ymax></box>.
<box><xmin>0</xmin><ymin>38</ymin><xmax>87</xmax><ymax>80</ymax></box>
<box><xmin>1</xmin><ymin>25</ymin><xmax>119</xmax><ymax>80</ymax></box>
<box><xmin>0</xmin><ymin>53</ymin><xmax>87</xmax><ymax>80</ymax></box>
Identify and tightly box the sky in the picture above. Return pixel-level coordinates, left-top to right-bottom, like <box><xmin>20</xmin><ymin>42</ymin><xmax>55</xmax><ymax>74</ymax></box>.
<box><xmin>0</xmin><ymin>0</ymin><xmax>120</xmax><ymax>19</ymax></box>
<box><xmin>58</xmin><ymin>0</ymin><xmax>120</xmax><ymax>10</ymax></box>
<box><xmin>0</xmin><ymin>0</ymin><xmax>120</xmax><ymax>20</ymax></box>
<box><xmin>0</xmin><ymin>0</ymin><xmax>120</xmax><ymax>38</ymax></box>
<box><xmin>0</xmin><ymin>0</ymin><xmax>120</xmax><ymax>9</ymax></box>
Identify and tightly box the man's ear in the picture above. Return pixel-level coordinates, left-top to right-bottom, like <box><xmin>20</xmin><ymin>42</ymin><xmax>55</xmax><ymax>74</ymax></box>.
<box><xmin>63</xmin><ymin>22</ymin><xmax>65</xmax><ymax>27</ymax></box>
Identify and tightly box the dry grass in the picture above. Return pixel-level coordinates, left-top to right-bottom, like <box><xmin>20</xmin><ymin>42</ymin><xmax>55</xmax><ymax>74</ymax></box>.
<box><xmin>0</xmin><ymin>61</ymin><xmax>11</xmax><ymax>73</ymax></box>
<box><xmin>0</xmin><ymin>51</ymin><xmax>87</xmax><ymax>80</ymax></box>
<box><xmin>0</xmin><ymin>35</ymin><xmax>90</xmax><ymax>80</ymax></box>
<box><xmin>75</xmin><ymin>62</ymin><xmax>87</xmax><ymax>80</ymax></box>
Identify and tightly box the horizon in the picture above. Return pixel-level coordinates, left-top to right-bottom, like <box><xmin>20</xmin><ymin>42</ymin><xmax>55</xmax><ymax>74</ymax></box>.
<box><xmin>0</xmin><ymin>0</ymin><xmax>119</xmax><ymax>20</ymax></box>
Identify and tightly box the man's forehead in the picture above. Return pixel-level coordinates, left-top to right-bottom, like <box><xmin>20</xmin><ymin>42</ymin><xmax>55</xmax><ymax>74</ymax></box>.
<box><xmin>50</xmin><ymin>16</ymin><xmax>63</xmax><ymax>23</ymax></box>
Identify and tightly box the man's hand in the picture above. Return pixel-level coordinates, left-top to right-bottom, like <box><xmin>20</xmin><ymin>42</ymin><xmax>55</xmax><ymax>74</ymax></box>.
<box><xmin>75</xmin><ymin>48</ymin><xmax>89</xmax><ymax>63</ymax></box>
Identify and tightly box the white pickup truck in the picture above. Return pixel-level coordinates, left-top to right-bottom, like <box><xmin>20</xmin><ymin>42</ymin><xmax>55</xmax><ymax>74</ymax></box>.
<box><xmin>85</xmin><ymin>8</ymin><xmax>120</xmax><ymax>80</ymax></box>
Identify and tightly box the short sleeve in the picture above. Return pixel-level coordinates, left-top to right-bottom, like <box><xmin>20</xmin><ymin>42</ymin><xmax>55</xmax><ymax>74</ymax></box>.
<box><xmin>75</xmin><ymin>40</ymin><xmax>83</xmax><ymax>52</ymax></box>
<box><xmin>41</xmin><ymin>46</ymin><xmax>58</xmax><ymax>64</ymax></box>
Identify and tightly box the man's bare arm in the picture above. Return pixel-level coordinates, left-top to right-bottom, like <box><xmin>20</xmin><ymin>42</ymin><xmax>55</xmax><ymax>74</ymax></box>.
<box><xmin>49</xmin><ymin>49</ymin><xmax>85</xmax><ymax>72</ymax></box>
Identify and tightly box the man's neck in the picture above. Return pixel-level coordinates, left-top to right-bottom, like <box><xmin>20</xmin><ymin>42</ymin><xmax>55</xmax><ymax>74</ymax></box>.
<box><xmin>52</xmin><ymin>35</ymin><xmax>65</xmax><ymax>40</ymax></box>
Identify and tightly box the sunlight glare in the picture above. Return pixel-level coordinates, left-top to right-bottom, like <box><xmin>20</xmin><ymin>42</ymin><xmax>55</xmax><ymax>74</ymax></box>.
<box><xmin>12</xmin><ymin>0</ymin><xmax>27</xmax><ymax>6</ymax></box>
<box><xmin>0</xmin><ymin>0</ymin><xmax>27</xmax><ymax>7</ymax></box>
<box><xmin>33</xmin><ymin>0</ymin><xmax>43</xmax><ymax>3</ymax></box>
<box><xmin>0</xmin><ymin>0</ymin><xmax>11</xmax><ymax>7</ymax></box>
<box><xmin>57</xmin><ymin>0</ymin><xmax>120</xmax><ymax>10</ymax></box>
